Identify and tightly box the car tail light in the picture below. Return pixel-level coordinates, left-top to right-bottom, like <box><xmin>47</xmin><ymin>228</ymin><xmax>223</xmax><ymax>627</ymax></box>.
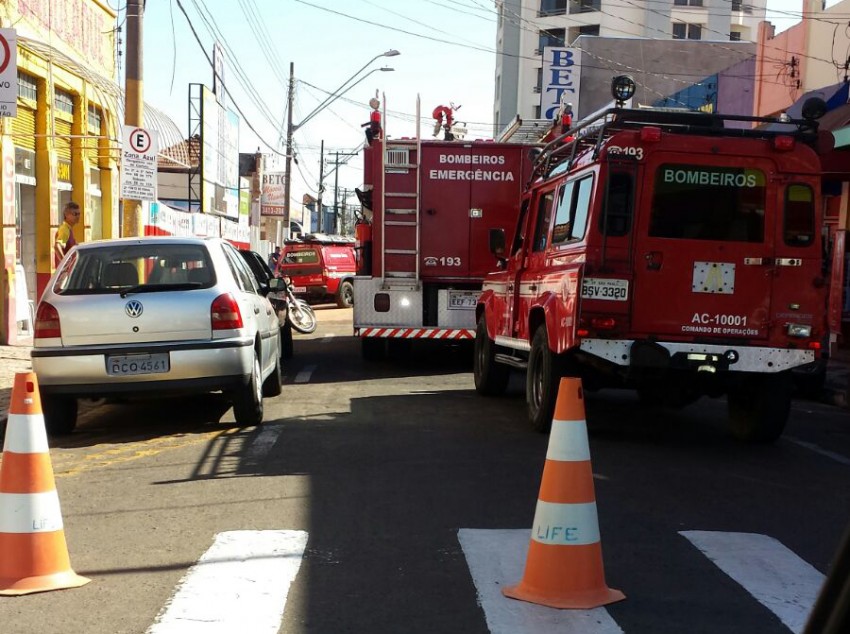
<box><xmin>211</xmin><ymin>293</ymin><xmax>243</xmax><ymax>330</ymax></box>
<box><xmin>34</xmin><ymin>302</ymin><xmax>61</xmax><ymax>339</ymax></box>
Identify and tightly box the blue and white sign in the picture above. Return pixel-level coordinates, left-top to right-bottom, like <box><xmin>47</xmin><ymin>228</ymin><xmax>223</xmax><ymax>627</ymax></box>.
<box><xmin>541</xmin><ymin>47</ymin><xmax>581</xmax><ymax>121</ymax></box>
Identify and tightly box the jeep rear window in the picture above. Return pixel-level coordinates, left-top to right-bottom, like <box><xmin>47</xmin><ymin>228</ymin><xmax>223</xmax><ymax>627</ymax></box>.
<box><xmin>784</xmin><ymin>184</ymin><xmax>815</xmax><ymax>247</ymax></box>
<box><xmin>53</xmin><ymin>244</ymin><xmax>213</xmax><ymax>294</ymax></box>
<box><xmin>649</xmin><ymin>164</ymin><xmax>766</xmax><ymax>242</ymax></box>
<box><xmin>282</xmin><ymin>249</ymin><xmax>319</xmax><ymax>264</ymax></box>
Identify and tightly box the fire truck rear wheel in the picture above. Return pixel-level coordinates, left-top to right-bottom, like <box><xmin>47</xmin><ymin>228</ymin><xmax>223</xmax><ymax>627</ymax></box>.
<box><xmin>727</xmin><ymin>373</ymin><xmax>792</xmax><ymax>443</ymax></box>
<box><xmin>474</xmin><ymin>316</ymin><xmax>509</xmax><ymax>396</ymax></box>
<box><xmin>527</xmin><ymin>325</ymin><xmax>560</xmax><ymax>433</ymax></box>
<box><xmin>336</xmin><ymin>281</ymin><xmax>354</xmax><ymax>308</ymax></box>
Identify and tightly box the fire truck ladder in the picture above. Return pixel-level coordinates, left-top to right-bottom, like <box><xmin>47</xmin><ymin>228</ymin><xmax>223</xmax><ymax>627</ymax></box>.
<box><xmin>380</xmin><ymin>94</ymin><xmax>421</xmax><ymax>290</ymax></box>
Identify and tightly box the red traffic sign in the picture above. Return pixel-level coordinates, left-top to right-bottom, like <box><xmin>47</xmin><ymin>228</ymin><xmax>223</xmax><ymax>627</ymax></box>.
<box><xmin>128</xmin><ymin>128</ymin><xmax>152</xmax><ymax>154</ymax></box>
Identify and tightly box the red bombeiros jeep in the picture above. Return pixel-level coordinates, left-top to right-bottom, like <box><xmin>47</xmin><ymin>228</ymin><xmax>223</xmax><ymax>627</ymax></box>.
<box><xmin>278</xmin><ymin>234</ymin><xmax>357</xmax><ymax>307</ymax></box>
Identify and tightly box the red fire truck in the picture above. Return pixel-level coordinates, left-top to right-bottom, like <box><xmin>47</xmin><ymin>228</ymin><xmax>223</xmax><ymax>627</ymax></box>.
<box><xmin>352</xmin><ymin>103</ymin><xmax>533</xmax><ymax>359</ymax></box>
<box><xmin>475</xmin><ymin>76</ymin><xmax>839</xmax><ymax>442</ymax></box>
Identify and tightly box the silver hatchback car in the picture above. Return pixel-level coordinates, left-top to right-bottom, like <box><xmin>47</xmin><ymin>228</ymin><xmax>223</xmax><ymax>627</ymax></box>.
<box><xmin>31</xmin><ymin>236</ymin><xmax>283</xmax><ymax>435</ymax></box>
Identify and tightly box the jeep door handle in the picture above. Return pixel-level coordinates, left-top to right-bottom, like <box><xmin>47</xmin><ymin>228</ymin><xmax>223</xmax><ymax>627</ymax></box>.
<box><xmin>529</xmin><ymin>284</ymin><xmax>537</xmax><ymax>292</ymax></box>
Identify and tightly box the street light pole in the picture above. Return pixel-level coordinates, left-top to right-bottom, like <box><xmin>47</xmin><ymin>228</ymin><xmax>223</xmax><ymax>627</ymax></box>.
<box><xmin>316</xmin><ymin>140</ymin><xmax>324</xmax><ymax>233</ymax></box>
<box><xmin>282</xmin><ymin>50</ymin><xmax>398</xmax><ymax>241</ymax></box>
<box><xmin>282</xmin><ymin>62</ymin><xmax>295</xmax><ymax>243</ymax></box>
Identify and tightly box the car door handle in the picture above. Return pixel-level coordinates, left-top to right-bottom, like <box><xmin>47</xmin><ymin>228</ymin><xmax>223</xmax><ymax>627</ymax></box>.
<box><xmin>529</xmin><ymin>284</ymin><xmax>537</xmax><ymax>292</ymax></box>
<box><xmin>254</xmin><ymin>306</ymin><xmax>260</xmax><ymax>314</ymax></box>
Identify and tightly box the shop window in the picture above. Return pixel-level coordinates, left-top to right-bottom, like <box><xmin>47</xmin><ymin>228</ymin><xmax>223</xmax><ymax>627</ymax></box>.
<box><xmin>17</xmin><ymin>72</ymin><xmax>37</xmax><ymax>101</ymax></box>
<box><xmin>88</xmin><ymin>104</ymin><xmax>102</xmax><ymax>132</ymax></box>
<box><xmin>54</xmin><ymin>89</ymin><xmax>74</xmax><ymax>115</ymax></box>
<box><xmin>730</xmin><ymin>31</ymin><xmax>742</xmax><ymax>41</ymax></box>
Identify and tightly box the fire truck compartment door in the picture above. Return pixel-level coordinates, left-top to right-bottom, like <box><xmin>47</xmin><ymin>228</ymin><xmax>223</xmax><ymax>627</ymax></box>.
<box><xmin>420</xmin><ymin>145</ymin><xmax>523</xmax><ymax>279</ymax></box>
<box><xmin>631</xmin><ymin>161</ymin><xmax>775</xmax><ymax>341</ymax></box>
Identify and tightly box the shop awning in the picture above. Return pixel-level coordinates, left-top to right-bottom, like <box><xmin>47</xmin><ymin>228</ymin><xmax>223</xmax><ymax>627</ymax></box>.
<box><xmin>18</xmin><ymin>35</ymin><xmax>188</xmax><ymax>166</ymax></box>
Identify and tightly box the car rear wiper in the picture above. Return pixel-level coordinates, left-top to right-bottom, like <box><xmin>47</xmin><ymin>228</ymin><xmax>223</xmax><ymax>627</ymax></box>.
<box><xmin>119</xmin><ymin>282</ymin><xmax>203</xmax><ymax>298</ymax></box>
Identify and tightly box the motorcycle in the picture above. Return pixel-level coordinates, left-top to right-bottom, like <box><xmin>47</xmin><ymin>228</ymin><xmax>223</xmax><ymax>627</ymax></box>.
<box><xmin>276</xmin><ymin>276</ymin><xmax>317</xmax><ymax>335</ymax></box>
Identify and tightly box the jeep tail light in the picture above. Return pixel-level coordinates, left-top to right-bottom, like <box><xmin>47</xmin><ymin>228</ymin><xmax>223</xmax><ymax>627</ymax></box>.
<box><xmin>591</xmin><ymin>317</ymin><xmax>617</xmax><ymax>331</ymax></box>
<box><xmin>773</xmin><ymin>135</ymin><xmax>795</xmax><ymax>151</ymax></box>
<box><xmin>34</xmin><ymin>302</ymin><xmax>61</xmax><ymax>339</ymax></box>
<box><xmin>808</xmin><ymin>341</ymin><xmax>821</xmax><ymax>350</ymax></box>
<box><xmin>576</xmin><ymin>328</ymin><xmax>590</xmax><ymax>338</ymax></box>
<box><xmin>211</xmin><ymin>293</ymin><xmax>243</xmax><ymax>330</ymax></box>
<box><xmin>640</xmin><ymin>126</ymin><xmax>662</xmax><ymax>142</ymax></box>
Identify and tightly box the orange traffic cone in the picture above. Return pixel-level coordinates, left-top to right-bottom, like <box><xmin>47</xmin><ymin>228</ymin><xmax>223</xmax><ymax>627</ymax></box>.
<box><xmin>503</xmin><ymin>377</ymin><xmax>624</xmax><ymax>609</ymax></box>
<box><xmin>0</xmin><ymin>373</ymin><xmax>90</xmax><ymax>595</ymax></box>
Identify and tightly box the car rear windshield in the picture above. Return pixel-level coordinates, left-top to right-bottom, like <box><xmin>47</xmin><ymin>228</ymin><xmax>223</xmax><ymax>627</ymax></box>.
<box><xmin>282</xmin><ymin>249</ymin><xmax>319</xmax><ymax>264</ymax></box>
<box><xmin>649</xmin><ymin>164</ymin><xmax>766</xmax><ymax>242</ymax></box>
<box><xmin>52</xmin><ymin>244</ymin><xmax>215</xmax><ymax>294</ymax></box>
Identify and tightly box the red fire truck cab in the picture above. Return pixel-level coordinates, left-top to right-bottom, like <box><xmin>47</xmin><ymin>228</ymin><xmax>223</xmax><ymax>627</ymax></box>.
<box><xmin>475</xmin><ymin>77</ymin><xmax>836</xmax><ymax>442</ymax></box>
<box><xmin>353</xmin><ymin>106</ymin><xmax>533</xmax><ymax>358</ymax></box>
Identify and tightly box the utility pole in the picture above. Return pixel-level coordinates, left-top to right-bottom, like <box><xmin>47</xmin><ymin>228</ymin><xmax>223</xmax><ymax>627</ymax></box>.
<box><xmin>316</xmin><ymin>140</ymin><xmax>324</xmax><ymax>233</ymax></box>
<box><xmin>283</xmin><ymin>62</ymin><xmax>295</xmax><ymax>243</ymax></box>
<box><xmin>332</xmin><ymin>151</ymin><xmax>340</xmax><ymax>235</ymax></box>
<box><xmin>122</xmin><ymin>0</ymin><xmax>145</xmax><ymax>237</ymax></box>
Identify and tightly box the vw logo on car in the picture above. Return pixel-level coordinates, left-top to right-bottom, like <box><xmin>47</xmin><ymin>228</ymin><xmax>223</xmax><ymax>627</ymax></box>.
<box><xmin>125</xmin><ymin>300</ymin><xmax>144</xmax><ymax>318</ymax></box>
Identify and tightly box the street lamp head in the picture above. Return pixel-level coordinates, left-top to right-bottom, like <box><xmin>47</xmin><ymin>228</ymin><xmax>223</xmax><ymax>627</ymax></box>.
<box><xmin>382</xmin><ymin>49</ymin><xmax>400</xmax><ymax>58</ymax></box>
<box><xmin>379</xmin><ymin>67</ymin><xmax>394</xmax><ymax>72</ymax></box>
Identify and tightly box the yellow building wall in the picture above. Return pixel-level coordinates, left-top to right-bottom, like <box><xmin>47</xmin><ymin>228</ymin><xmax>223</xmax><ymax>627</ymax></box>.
<box><xmin>0</xmin><ymin>0</ymin><xmax>118</xmax><ymax>343</ymax></box>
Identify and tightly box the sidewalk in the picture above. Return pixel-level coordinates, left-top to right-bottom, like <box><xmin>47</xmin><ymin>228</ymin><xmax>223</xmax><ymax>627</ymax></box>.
<box><xmin>0</xmin><ymin>341</ymin><xmax>34</xmax><ymax>424</ymax></box>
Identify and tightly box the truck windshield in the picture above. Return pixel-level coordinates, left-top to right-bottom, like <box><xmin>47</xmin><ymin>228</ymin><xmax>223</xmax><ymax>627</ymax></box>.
<box><xmin>649</xmin><ymin>164</ymin><xmax>766</xmax><ymax>242</ymax></box>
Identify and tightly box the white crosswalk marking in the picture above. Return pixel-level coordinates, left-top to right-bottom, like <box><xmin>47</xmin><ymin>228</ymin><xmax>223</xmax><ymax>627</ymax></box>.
<box><xmin>458</xmin><ymin>528</ymin><xmax>624</xmax><ymax>634</ymax></box>
<box><xmin>147</xmin><ymin>530</ymin><xmax>307</xmax><ymax>634</ymax></box>
<box><xmin>681</xmin><ymin>530</ymin><xmax>825</xmax><ymax>634</ymax></box>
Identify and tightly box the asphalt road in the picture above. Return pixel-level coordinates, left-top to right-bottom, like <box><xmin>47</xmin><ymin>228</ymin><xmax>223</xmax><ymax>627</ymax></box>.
<box><xmin>1</xmin><ymin>306</ymin><xmax>848</xmax><ymax>634</ymax></box>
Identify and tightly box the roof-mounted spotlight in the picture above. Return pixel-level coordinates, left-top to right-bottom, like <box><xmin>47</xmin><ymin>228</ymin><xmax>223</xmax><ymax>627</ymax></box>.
<box><xmin>611</xmin><ymin>75</ymin><xmax>636</xmax><ymax>106</ymax></box>
<box><xmin>801</xmin><ymin>97</ymin><xmax>827</xmax><ymax>121</ymax></box>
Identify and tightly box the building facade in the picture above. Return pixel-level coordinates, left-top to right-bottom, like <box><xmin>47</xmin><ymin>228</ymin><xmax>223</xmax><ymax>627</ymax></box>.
<box><xmin>494</xmin><ymin>0</ymin><xmax>767</xmax><ymax>131</ymax></box>
<box><xmin>0</xmin><ymin>0</ymin><xmax>121</xmax><ymax>344</ymax></box>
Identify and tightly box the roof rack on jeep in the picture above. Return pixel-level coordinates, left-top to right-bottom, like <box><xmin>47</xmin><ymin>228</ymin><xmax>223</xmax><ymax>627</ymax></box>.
<box><xmin>285</xmin><ymin>233</ymin><xmax>355</xmax><ymax>245</ymax></box>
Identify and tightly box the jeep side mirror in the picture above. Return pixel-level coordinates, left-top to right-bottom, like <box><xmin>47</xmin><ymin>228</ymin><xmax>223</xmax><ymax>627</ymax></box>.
<box><xmin>489</xmin><ymin>228</ymin><xmax>507</xmax><ymax>268</ymax></box>
<box><xmin>489</xmin><ymin>228</ymin><xmax>506</xmax><ymax>256</ymax></box>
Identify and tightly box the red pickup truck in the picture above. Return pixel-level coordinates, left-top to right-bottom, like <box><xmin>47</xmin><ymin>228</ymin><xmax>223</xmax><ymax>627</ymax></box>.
<box><xmin>278</xmin><ymin>234</ymin><xmax>356</xmax><ymax>307</ymax></box>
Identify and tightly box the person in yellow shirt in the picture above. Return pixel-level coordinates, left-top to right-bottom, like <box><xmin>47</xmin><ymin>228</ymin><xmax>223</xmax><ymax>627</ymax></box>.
<box><xmin>54</xmin><ymin>201</ymin><xmax>80</xmax><ymax>267</ymax></box>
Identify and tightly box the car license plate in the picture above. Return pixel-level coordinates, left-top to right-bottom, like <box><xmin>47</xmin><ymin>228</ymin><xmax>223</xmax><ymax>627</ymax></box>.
<box><xmin>106</xmin><ymin>353</ymin><xmax>170</xmax><ymax>376</ymax></box>
<box><xmin>293</xmin><ymin>286</ymin><xmax>307</xmax><ymax>293</ymax></box>
<box><xmin>581</xmin><ymin>277</ymin><xmax>629</xmax><ymax>301</ymax></box>
<box><xmin>448</xmin><ymin>290</ymin><xmax>479</xmax><ymax>310</ymax></box>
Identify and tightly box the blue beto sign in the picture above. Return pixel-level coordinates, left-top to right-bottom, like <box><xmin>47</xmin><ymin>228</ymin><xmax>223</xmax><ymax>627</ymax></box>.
<box><xmin>541</xmin><ymin>47</ymin><xmax>581</xmax><ymax>120</ymax></box>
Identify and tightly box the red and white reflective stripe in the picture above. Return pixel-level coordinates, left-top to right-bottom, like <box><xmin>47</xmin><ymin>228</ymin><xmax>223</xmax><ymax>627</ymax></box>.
<box><xmin>357</xmin><ymin>327</ymin><xmax>474</xmax><ymax>340</ymax></box>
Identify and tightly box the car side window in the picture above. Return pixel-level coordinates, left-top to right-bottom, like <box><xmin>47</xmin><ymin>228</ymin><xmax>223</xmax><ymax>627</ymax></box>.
<box><xmin>223</xmin><ymin>244</ymin><xmax>259</xmax><ymax>294</ymax></box>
